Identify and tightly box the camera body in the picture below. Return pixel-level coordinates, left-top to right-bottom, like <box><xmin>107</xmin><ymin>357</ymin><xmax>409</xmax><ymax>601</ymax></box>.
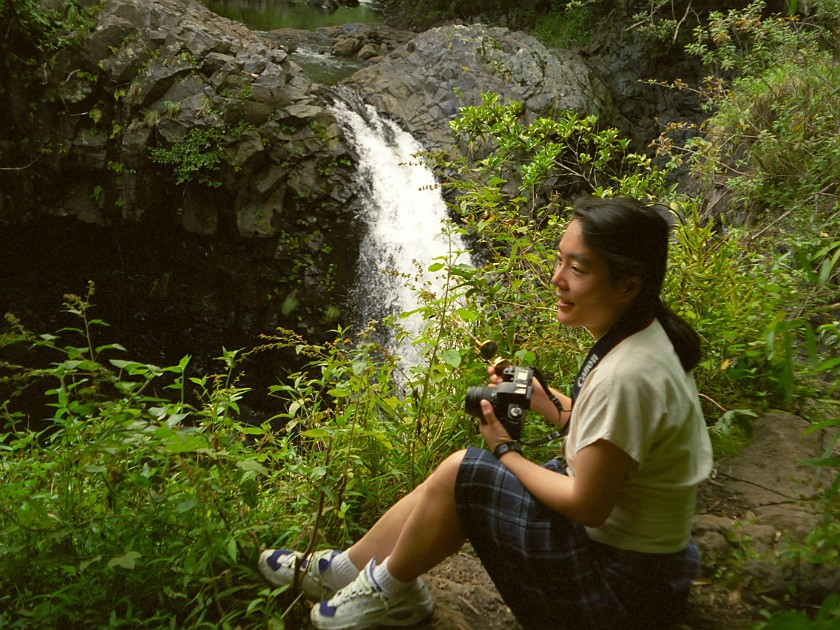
<box><xmin>464</xmin><ymin>365</ymin><xmax>534</xmax><ymax>441</ymax></box>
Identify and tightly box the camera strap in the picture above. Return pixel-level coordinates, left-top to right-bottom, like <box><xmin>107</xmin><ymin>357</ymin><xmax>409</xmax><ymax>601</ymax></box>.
<box><xmin>571</xmin><ymin>308</ymin><xmax>654</xmax><ymax>402</ymax></box>
<box><xmin>519</xmin><ymin>309</ymin><xmax>653</xmax><ymax>448</ymax></box>
<box><xmin>518</xmin><ymin>366</ymin><xmax>568</xmax><ymax>447</ymax></box>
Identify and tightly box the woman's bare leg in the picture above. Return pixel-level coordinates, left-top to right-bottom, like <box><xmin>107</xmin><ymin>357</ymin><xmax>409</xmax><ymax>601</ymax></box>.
<box><xmin>347</xmin><ymin>450</ymin><xmax>467</xmax><ymax>580</ymax></box>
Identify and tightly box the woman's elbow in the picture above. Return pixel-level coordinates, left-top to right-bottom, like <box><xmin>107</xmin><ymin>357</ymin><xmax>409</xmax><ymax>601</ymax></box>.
<box><xmin>568</xmin><ymin>502</ymin><xmax>613</xmax><ymax>528</ymax></box>
<box><xmin>572</xmin><ymin>512</ymin><xmax>608</xmax><ymax>528</ymax></box>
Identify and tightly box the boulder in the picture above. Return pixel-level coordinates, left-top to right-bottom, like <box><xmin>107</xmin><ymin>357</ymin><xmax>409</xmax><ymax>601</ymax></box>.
<box><xmin>345</xmin><ymin>24</ymin><xmax>620</xmax><ymax>150</ymax></box>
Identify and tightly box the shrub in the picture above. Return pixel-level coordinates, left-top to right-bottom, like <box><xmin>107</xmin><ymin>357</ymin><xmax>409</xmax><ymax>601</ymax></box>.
<box><xmin>149</xmin><ymin>126</ymin><xmax>230</xmax><ymax>188</ymax></box>
<box><xmin>660</xmin><ymin>0</ymin><xmax>840</xmax><ymax>221</ymax></box>
<box><xmin>0</xmin><ymin>272</ymin><xmax>481</xmax><ymax>627</ymax></box>
<box><xmin>430</xmin><ymin>93</ymin><xmax>800</xmax><ymax>418</ymax></box>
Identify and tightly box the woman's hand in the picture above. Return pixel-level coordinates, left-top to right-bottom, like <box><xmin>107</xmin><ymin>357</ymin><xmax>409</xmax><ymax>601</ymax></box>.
<box><xmin>485</xmin><ymin>363</ymin><xmax>570</xmax><ymax>429</ymax></box>
<box><xmin>477</xmin><ymin>399</ymin><xmax>514</xmax><ymax>453</ymax></box>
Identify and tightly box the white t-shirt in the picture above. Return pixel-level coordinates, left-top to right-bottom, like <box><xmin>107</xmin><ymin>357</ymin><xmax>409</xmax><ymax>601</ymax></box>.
<box><xmin>564</xmin><ymin>319</ymin><xmax>713</xmax><ymax>553</ymax></box>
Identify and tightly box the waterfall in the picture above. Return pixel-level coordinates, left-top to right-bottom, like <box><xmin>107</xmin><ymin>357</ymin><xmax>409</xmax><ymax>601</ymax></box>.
<box><xmin>329</xmin><ymin>99</ymin><xmax>466</xmax><ymax>364</ymax></box>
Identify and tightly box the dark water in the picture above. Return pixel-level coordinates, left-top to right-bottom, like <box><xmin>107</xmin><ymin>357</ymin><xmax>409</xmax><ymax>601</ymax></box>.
<box><xmin>0</xmin><ymin>218</ymin><xmax>305</xmax><ymax>421</ymax></box>
<box><xmin>205</xmin><ymin>0</ymin><xmax>383</xmax><ymax>31</ymax></box>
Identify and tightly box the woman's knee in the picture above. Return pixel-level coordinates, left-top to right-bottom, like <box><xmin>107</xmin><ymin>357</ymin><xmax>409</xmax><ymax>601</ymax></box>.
<box><xmin>421</xmin><ymin>449</ymin><xmax>466</xmax><ymax>493</ymax></box>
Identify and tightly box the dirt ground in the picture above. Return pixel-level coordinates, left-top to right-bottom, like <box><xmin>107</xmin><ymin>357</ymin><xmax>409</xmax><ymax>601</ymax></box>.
<box><xmin>417</xmin><ymin>412</ymin><xmax>837</xmax><ymax>630</ymax></box>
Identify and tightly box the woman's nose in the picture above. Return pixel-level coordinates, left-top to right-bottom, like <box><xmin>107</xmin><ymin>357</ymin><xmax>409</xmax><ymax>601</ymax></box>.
<box><xmin>550</xmin><ymin>263</ymin><xmax>564</xmax><ymax>288</ymax></box>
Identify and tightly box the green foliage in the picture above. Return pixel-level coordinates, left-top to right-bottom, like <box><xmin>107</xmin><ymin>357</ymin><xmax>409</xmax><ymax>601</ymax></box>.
<box><xmin>664</xmin><ymin>205</ymin><xmax>803</xmax><ymax>409</ymax></box>
<box><xmin>649</xmin><ymin>0</ymin><xmax>838</xmax><ymax>465</ymax></box>
<box><xmin>660</xmin><ymin>0</ymin><xmax>840</xmax><ymax>220</ymax></box>
<box><xmin>0</xmin><ymin>0</ymin><xmax>100</xmax><ymax>61</ymax></box>
<box><xmin>1</xmin><ymin>289</ymin><xmax>295</xmax><ymax>627</ymax></box>
<box><xmin>0</xmin><ymin>266</ymin><xmax>483</xmax><ymax>626</ymax></box>
<box><xmin>755</xmin><ymin>593</ymin><xmax>840</xmax><ymax>629</ymax></box>
<box><xmin>428</xmin><ymin>93</ymin><xmax>806</xmax><ymax>418</ymax></box>
<box><xmin>447</xmin><ymin>92</ymin><xmax>669</xmax><ymax>221</ymax></box>
<box><xmin>149</xmin><ymin>126</ymin><xmax>229</xmax><ymax>188</ymax></box>
<box><xmin>4</xmin><ymin>0</ymin><xmax>840</xmax><ymax>618</ymax></box>
<box><xmin>424</xmin><ymin>95</ymin><xmax>671</xmax><ymax>403</ymax></box>
<box><xmin>385</xmin><ymin>0</ymin><xmax>607</xmax><ymax>32</ymax></box>
<box><xmin>630</xmin><ymin>0</ymin><xmax>693</xmax><ymax>42</ymax></box>
<box><xmin>529</xmin><ymin>3</ymin><xmax>599</xmax><ymax>48</ymax></box>
<box><xmin>650</xmin><ymin>5</ymin><xmax>840</xmax><ymax>624</ymax></box>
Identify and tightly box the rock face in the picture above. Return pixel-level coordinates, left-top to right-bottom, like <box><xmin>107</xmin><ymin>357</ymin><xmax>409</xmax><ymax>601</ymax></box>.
<box><xmin>693</xmin><ymin>412</ymin><xmax>840</xmax><ymax>609</ymax></box>
<box><xmin>1</xmin><ymin>0</ymin><xmax>357</xmax><ymax>240</ymax></box>
<box><xmin>346</xmin><ymin>23</ymin><xmax>620</xmax><ymax>149</ymax></box>
<box><xmin>0</xmin><ymin>0</ymin><xmax>367</xmax><ymax>348</ymax></box>
<box><xmin>1</xmin><ymin>5</ymin><xmax>617</xmax><ymax>235</ymax></box>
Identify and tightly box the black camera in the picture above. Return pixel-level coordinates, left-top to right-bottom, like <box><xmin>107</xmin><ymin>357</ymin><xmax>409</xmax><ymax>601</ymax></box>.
<box><xmin>464</xmin><ymin>366</ymin><xmax>534</xmax><ymax>441</ymax></box>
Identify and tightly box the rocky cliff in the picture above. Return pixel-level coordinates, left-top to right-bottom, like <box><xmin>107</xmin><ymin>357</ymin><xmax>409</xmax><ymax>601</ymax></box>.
<box><xmin>2</xmin><ymin>0</ymin><xmax>357</xmax><ymax>239</ymax></box>
<box><xmin>1</xmin><ymin>0</ymin><xmax>625</xmax><ymax>230</ymax></box>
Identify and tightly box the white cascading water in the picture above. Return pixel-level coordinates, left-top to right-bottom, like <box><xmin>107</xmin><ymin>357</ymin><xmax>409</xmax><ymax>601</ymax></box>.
<box><xmin>329</xmin><ymin>99</ymin><xmax>466</xmax><ymax>365</ymax></box>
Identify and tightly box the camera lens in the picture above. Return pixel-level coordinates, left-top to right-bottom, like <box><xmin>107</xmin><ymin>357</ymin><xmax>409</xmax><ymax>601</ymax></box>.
<box><xmin>464</xmin><ymin>386</ymin><xmax>494</xmax><ymax>419</ymax></box>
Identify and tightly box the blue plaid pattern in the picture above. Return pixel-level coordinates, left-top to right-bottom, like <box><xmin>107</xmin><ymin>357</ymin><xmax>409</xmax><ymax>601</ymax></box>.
<box><xmin>454</xmin><ymin>446</ymin><xmax>698</xmax><ymax>630</ymax></box>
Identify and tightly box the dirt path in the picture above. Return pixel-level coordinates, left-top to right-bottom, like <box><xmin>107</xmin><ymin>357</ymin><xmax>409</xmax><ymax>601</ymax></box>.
<box><xmin>419</xmin><ymin>412</ymin><xmax>838</xmax><ymax>629</ymax></box>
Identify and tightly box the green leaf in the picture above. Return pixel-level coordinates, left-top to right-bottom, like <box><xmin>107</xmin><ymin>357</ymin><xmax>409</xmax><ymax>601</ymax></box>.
<box><xmin>176</xmin><ymin>496</ymin><xmax>199</xmax><ymax>513</ymax></box>
<box><xmin>108</xmin><ymin>551</ymin><xmax>141</xmax><ymax>570</ymax></box>
<box><xmin>95</xmin><ymin>343</ymin><xmax>126</xmax><ymax>353</ymax></box>
<box><xmin>236</xmin><ymin>458</ymin><xmax>269</xmax><ymax>476</ymax></box>
<box><xmin>454</xmin><ymin>307</ymin><xmax>479</xmax><ymax>321</ymax></box>
<box><xmin>247</xmin><ymin>597</ymin><xmax>265</xmax><ymax>614</ymax></box>
<box><xmin>441</xmin><ymin>349</ymin><xmax>462</xmax><ymax>368</ymax></box>
<box><xmin>79</xmin><ymin>555</ymin><xmax>101</xmax><ymax>572</ymax></box>
<box><xmin>351</xmin><ymin>359</ymin><xmax>368</xmax><ymax>376</ymax></box>
<box><xmin>301</xmin><ymin>428</ymin><xmax>331</xmax><ymax>438</ymax></box>
<box><xmin>309</xmin><ymin>466</ymin><xmax>327</xmax><ymax>479</ymax></box>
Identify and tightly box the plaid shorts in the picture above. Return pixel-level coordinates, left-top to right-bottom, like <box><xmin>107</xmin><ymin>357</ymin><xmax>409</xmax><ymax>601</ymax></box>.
<box><xmin>454</xmin><ymin>446</ymin><xmax>699</xmax><ymax>630</ymax></box>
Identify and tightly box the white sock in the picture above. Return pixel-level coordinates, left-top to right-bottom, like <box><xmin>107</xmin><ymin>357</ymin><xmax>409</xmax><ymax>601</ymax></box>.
<box><xmin>371</xmin><ymin>556</ymin><xmax>414</xmax><ymax>595</ymax></box>
<box><xmin>323</xmin><ymin>550</ymin><xmax>360</xmax><ymax>589</ymax></box>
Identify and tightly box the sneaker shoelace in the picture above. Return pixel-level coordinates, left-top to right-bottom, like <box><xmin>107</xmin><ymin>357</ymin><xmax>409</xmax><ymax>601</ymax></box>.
<box><xmin>281</xmin><ymin>551</ymin><xmax>323</xmax><ymax>576</ymax></box>
<box><xmin>329</xmin><ymin>571</ymin><xmax>388</xmax><ymax>609</ymax></box>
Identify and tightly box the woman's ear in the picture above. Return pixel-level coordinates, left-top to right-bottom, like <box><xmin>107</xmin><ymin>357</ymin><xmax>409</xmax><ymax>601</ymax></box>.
<box><xmin>619</xmin><ymin>277</ymin><xmax>642</xmax><ymax>303</ymax></box>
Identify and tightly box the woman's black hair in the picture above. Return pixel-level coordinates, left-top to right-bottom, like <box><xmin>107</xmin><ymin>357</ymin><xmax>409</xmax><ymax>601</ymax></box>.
<box><xmin>572</xmin><ymin>196</ymin><xmax>701</xmax><ymax>372</ymax></box>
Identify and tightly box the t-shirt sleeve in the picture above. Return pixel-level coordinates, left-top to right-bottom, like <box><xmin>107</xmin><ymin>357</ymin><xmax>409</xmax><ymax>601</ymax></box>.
<box><xmin>570</xmin><ymin>361</ymin><xmax>658</xmax><ymax>465</ymax></box>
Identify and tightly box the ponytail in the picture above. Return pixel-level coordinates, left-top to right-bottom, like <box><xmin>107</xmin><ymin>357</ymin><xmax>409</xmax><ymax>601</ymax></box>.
<box><xmin>655</xmin><ymin>303</ymin><xmax>702</xmax><ymax>372</ymax></box>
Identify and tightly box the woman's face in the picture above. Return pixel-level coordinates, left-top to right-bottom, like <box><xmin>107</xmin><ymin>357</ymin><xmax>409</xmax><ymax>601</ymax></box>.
<box><xmin>550</xmin><ymin>220</ymin><xmax>640</xmax><ymax>339</ymax></box>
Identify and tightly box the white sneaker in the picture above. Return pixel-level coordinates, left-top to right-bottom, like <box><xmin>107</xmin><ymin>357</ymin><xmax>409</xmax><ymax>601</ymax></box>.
<box><xmin>258</xmin><ymin>549</ymin><xmax>341</xmax><ymax>600</ymax></box>
<box><xmin>310</xmin><ymin>559</ymin><xmax>434</xmax><ymax>629</ymax></box>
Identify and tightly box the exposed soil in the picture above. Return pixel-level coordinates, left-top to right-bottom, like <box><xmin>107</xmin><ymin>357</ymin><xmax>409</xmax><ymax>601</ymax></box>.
<box><xmin>417</xmin><ymin>412</ymin><xmax>838</xmax><ymax>630</ymax></box>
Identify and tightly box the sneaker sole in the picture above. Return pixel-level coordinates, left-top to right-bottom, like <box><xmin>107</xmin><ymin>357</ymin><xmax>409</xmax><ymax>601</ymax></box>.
<box><xmin>311</xmin><ymin>587</ymin><xmax>434</xmax><ymax>629</ymax></box>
